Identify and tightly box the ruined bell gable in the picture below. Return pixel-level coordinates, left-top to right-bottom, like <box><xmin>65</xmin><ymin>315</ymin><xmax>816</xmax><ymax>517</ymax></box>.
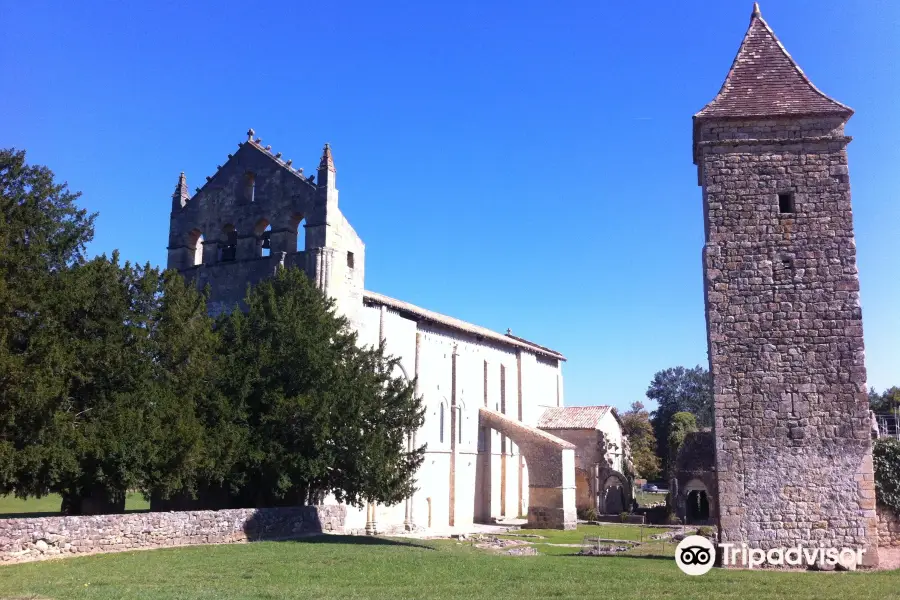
<box><xmin>167</xmin><ymin>130</ymin><xmax>365</xmax><ymax>319</ymax></box>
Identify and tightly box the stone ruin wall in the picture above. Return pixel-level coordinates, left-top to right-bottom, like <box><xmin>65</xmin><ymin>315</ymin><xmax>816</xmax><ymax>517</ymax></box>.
<box><xmin>0</xmin><ymin>505</ymin><xmax>346</xmax><ymax>564</ymax></box>
<box><xmin>877</xmin><ymin>505</ymin><xmax>900</xmax><ymax>548</ymax></box>
<box><xmin>698</xmin><ymin>116</ymin><xmax>876</xmax><ymax>555</ymax></box>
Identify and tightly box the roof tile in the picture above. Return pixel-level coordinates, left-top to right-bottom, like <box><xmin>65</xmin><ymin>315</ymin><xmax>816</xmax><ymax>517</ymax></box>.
<box><xmin>695</xmin><ymin>9</ymin><xmax>851</xmax><ymax>120</ymax></box>
<box><xmin>537</xmin><ymin>406</ymin><xmax>611</xmax><ymax>429</ymax></box>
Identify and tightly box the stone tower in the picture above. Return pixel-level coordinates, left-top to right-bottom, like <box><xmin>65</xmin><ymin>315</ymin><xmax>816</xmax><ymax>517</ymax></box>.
<box><xmin>166</xmin><ymin>130</ymin><xmax>365</xmax><ymax>322</ymax></box>
<box><xmin>694</xmin><ymin>5</ymin><xmax>876</xmax><ymax>560</ymax></box>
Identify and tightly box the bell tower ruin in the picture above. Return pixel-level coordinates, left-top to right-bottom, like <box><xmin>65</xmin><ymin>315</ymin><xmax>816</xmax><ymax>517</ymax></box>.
<box><xmin>694</xmin><ymin>4</ymin><xmax>877</xmax><ymax>561</ymax></box>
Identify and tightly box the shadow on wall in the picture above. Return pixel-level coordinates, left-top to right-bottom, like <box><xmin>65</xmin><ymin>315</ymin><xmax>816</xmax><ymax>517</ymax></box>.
<box><xmin>239</xmin><ymin>506</ymin><xmax>434</xmax><ymax>550</ymax></box>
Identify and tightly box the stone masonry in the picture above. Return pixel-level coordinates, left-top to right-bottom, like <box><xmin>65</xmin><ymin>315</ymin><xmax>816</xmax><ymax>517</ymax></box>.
<box><xmin>695</xmin><ymin>5</ymin><xmax>877</xmax><ymax>561</ymax></box>
<box><xmin>0</xmin><ymin>505</ymin><xmax>346</xmax><ymax>564</ymax></box>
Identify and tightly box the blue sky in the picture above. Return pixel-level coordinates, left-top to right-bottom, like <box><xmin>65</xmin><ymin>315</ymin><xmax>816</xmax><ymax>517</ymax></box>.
<box><xmin>3</xmin><ymin>1</ymin><xmax>899</xmax><ymax>412</ymax></box>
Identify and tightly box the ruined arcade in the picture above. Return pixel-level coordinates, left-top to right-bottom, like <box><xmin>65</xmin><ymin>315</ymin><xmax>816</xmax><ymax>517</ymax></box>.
<box><xmin>695</xmin><ymin>4</ymin><xmax>877</xmax><ymax>559</ymax></box>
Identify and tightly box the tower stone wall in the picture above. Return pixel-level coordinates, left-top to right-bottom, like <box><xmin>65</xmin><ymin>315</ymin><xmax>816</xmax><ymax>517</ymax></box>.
<box><xmin>695</xmin><ymin>6</ymin><xmax>876</xmax><ymax>559</ymax></box>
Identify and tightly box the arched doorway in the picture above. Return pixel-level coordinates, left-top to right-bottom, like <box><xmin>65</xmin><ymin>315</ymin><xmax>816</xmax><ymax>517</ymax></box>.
<box><xmin>602</xmin><ymin>476</ymin><xmax>625</xmax><ymax>514</ymax></box>
<box><xmin>686</xmin><ymin>490</ymin><xmax>710</xmax><ymax>522</ymax></box>
<box><xmin>683</xmin><ymin>478</ymin><xmax>711</xmax><ymax>523</ymax></box>
<box><xmin>599</xmin><ymin>470</ymin><xmax>632</xmax><ymax>515</ymax></box>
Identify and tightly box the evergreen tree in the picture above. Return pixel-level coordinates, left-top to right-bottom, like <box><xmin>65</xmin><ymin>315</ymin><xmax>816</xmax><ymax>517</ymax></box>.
<box><xmin>52</xmin><ymin>254</ymin><xmax>160</xmax><ymax>514</ymax></box>
<box><xmin>0</xmin><ymin>148</ymin><xmax>96</xmax><ymax>501</ymax></box>
<box><xmin>141</xmin><ymin>269</ymin><xmax>240</xmax><ymax>505</ymax></box>
<box><xmin>215</xmin><ymin>267</ymin><xmax>425</xmax><ymax>508</ymax></box>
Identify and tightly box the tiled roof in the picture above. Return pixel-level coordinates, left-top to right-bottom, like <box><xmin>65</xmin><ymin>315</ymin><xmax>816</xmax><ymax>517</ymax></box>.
<box><xmin>362</xmin><ymin>291</ymin><xmax>566</xmax><ymax>361</ymax></box>
<box><xmin>537</xmin><ymin>406</ymin><xmax>611</xmax><ymax>429</ymax></box>
<box><xmin>694</xmin><ymin>5</ymin><xmax>851</xmax><ymax>120</ymax></box>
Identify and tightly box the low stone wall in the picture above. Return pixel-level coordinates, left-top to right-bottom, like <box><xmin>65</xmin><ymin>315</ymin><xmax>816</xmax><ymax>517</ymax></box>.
<box><xmin>0</xmin><ymin>505</ymin><xmax>346</xmax><ymax>564</ymax></box>
<box><xmin>877</xmin><ymin>504</ymin><xmax>900</xmax><ymax>547</ymax></box>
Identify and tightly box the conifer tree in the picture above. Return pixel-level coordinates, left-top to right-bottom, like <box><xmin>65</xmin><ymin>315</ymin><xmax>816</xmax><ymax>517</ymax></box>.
<box><xmin>216</xmin><ymin>267</ymin><xmax>425</xmax><ymax>507</ymax></box>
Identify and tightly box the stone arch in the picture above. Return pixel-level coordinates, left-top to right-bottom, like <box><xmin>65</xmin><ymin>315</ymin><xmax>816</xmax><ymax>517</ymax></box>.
<box><xmin>254</xmin><ymin>218</ymin><xmax>271</xmax><ymax>258</ymax></box>
<box><xmin>599</xmin><ymin>469</ymin><xmax>631</xmax><ymax>515</ymax></box>
<box><xmin>187</xmin><ymin>228</ymin><xmax>204</xmax><ymax>267</ymax></box>
<box><xmin>478</xmin><ymin>407</ymin><xmax>576</xmax><ymax>529</ymax></box>
<box><xmin>290</xmin><ymin>212</ymin><xmax>306</xmax><ymax>252</ymax></box>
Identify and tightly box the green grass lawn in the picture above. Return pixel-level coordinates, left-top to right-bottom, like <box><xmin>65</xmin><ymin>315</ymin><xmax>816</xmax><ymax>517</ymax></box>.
<box><xmin>635</xmin><ymin>490</ymin><xmax>667</xmax><ymax>506</ymax></box>
<box><xmin>0</xmin><ymin>493</ymin><xmax>149</xmax><ymax>517</ymax></box>
<box><xmin>0</xmin><ymin>534</ymin><xmax>897</xmax><ymax>600</ymax></box>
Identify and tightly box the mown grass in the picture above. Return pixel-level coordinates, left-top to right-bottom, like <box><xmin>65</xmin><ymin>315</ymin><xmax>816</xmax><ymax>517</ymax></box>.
<box><xmin>635</xmin><ymin>490</ymin><xmax>667</xmax><ymax>506</ymax></box>
<box><xmin>0</xmin><ymin>493</ymin><xmax>149</xmax><ymax>518</ymax></box>
<box><xmin>0</xmin><ymin>535</ymin><xmax>897</xmax><ymax>600</ymax></box>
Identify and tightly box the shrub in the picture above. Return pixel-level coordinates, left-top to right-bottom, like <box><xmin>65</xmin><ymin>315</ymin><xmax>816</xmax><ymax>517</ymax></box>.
<box><xmin>667</xmin><ymin>514</ymin><xmax>682</xmax><ymax>525</ymax></box>
<box><xmin>696</xmin><ymin>526</ymin><xmax>715</xmax><ymax>537</ymax></box>
<box><xmin>874</xmin><ymin>437</ymin><xmax>900</xmax><ymax>513</ymax></box>
<box><xmin>619</xmin><ymin>511</ymin><xmax>630</xmax><ymax>523</ymax></box>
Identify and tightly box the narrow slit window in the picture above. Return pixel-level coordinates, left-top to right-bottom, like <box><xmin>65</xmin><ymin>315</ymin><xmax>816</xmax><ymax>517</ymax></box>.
<box><xmin>347</xmin><ymin>251</ymin><xmax>355</xmax><ymax>269</ymax></box>
<box><xmin>778</xmin><ymin>192</ymin><xmax>795</xmax><ymax>214</ymax></box>
<box><xmin>244</xmin><ymin>172</ymin><xmax>256</xmax><ymax>203</ymax></box>
<box><xmin>439</xmin><ymin>403</ymin><xmax>445</xmax><ymax>444</ymax></box>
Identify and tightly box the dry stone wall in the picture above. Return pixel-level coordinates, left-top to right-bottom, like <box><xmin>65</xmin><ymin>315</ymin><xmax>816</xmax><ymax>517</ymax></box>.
<box><xmin>0</xmin><ymin>505</ymin><xmax>346</xmax><ymax>564</ymax></box>
<box><xmin>877</xmin><ymin>505</ymin><xmax>900</xmax><ymax>547</ymax></box>
<box><xmin>697</xmin><ymin>115</ymin><xmax>877</xmax><ymax>556</ymax></box>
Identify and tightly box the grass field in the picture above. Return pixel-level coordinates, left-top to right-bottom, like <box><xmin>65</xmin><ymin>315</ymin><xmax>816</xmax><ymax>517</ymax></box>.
<box><xmin>0</xmin><ymin>533</ymin><xmax>898</xmax><ymax>599</ymax></box>
<box><xmin>0</xmin><ymin>493</ymin><xmax>149</xmax><ymax>517</ymax></box>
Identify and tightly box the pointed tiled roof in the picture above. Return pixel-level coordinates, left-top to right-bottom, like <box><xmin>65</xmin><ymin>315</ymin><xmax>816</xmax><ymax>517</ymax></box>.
<box><xmin>695</xmin><ymin>4</ymin><xmax>851</xmax><ymax>119</ymax></box>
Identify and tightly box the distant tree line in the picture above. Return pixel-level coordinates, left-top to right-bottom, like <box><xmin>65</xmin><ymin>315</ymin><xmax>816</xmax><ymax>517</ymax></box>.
<box><xmin>0</xmin><ymin>148</ymin><xmax>425</xmax><ymax>515</ymax></box>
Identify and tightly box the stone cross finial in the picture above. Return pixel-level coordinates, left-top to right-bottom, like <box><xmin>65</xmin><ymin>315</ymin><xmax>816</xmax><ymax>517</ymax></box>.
<box><xmin>247</xmin><ymin>128</ymin><xmax>255</xmax><ymax>141</ymax></box>
<box><xmin>506</xmin><ymin>328</ymin><xmax>512</xmax><ymax>335</ymax></box>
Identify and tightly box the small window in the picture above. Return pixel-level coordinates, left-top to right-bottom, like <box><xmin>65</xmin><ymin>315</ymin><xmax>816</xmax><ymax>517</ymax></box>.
<box><xmin>244</xmin><ymin>172</ymin><xmax>256</xmax><ymax>202</ymax></box>
<box><xmin>260</xmin><ymin>224</ymin><xmax>272</xmax><ymax>257</ymax></box>
<box><xmin>347</xmin><ymin>251</ymin><xmax>355</xmax><ymax>269</ymax></box>
<box><xmin>439</xmin><ymin>403</ymin><xmax>445</xmax><ymax>444</ymax></box>
<box><xmin>778</xmin><ymin>192</ymin><xmax>795</xmax><ymax>214</ymax></box>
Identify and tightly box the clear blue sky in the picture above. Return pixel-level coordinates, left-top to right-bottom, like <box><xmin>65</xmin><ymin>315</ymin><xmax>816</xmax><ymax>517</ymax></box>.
<box><xmin>3</xmin><ymin>1</ymin><xmax>898</xmax><ymax>412</ymax></box>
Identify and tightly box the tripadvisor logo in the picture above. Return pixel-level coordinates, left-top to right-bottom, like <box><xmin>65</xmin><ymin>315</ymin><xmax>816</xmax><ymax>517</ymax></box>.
<box><xmin>675</xmin><ymin>536</ymin><xmax>716</xmax><ymax>576</ymax></box>
<box><xmin>675</xmin><ymin>535</ymin><xmax>868</xmax><ymax>575</ymax></box>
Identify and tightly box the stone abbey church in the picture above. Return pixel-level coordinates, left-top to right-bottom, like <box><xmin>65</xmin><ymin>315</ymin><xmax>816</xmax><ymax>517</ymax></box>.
<box><xmin>166</xmin><ymin>136</ymin><xmax>628</xmax><ymax>531</ymax></box>
<box><xmin>165</xmin><ymin>2</ymin><xmax>878</xmax><ymax>556</ymax></box>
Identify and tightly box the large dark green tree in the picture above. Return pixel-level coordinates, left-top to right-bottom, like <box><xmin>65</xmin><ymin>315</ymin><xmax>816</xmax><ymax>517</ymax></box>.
<box><xmin>51</xmin><ymin>253</ymin><xmax>161</xmax><ymax>514</ymax></box>
<box><xmin>0</xmin><ymin>148</ymin><xmax>96</xmax><ymax>503</ymax></box>
<box><xmin>215</xmin><ymin>266</ymin><xmax>425</xmax><ymax>508</ymax></box>
<box><xmin>140</xmin><ymin>270</ymin><xmax>241</xmax><ymax>508</ymax></box>
<box><xmin>646</xmin><ymin>365</ymin><xmax>712</xmax><ymax>476</ymax></box>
